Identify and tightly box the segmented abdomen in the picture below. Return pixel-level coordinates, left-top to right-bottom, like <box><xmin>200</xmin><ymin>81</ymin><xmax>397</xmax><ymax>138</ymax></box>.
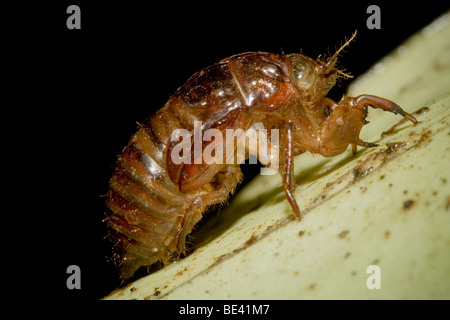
<box><xmin>105</xmin><ymin>103</ymin><xmax>203</xmax><ymax>279</ymax></box>
<box><xmin>105</xmin><ymin>52</ymin><xmax>293</xmax><ymax>280</ymax></box>
<box><xmin>105</xmin><ymin>101</ymin><xmax>248</xmax><ymax>280</ymax></box>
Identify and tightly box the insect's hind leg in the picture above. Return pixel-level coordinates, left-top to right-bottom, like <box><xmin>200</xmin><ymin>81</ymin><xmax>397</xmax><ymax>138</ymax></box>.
<box><xmin>175</xmin><ymin>165</ymin><xmax>243</xmax><ymax>255</ymax></box>
<box><xmin>204</xmin><ymin>165</ymin><xmax>243</xmax><ymax>204</ymax></box>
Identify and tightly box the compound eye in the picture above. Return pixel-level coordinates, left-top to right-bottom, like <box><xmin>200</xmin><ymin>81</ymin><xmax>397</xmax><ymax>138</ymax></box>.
<box><xmin>292</xmin><ymin>61</ymin><xmax>315</xmax><ymax>90</ymax></box>
<box><xmin>293</xmin><ymin>63</ymin><xmax>307</xmax><ymax>80</ymax></box>
<box><xmin>288</xmin><ymin>55</ymin><xmax>317</xmax><ymax>91</ymax></box>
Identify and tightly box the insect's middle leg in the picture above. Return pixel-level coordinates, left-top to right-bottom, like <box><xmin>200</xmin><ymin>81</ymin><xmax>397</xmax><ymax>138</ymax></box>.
<box><xmin>280</xmin><ymin>122</ymin><xmax>301</xmax><ymax>220</ymax></box>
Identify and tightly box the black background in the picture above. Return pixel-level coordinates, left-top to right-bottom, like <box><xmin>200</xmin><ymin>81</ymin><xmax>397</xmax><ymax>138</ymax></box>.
<box><xmin>18</xmin><ymin>1</ymin><xmax>447</xmax><ymax>302</ymax></box>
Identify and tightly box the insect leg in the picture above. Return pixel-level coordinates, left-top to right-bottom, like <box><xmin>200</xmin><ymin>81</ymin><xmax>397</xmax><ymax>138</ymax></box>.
<box><xmin>352</xmin><ymin>95</ymin><xmax>418</xmax><ymax>124</ymax></box>
<box><xmin>351</xmin><ymin>139</ymin><xmax>379</xmax><ymax>156</ymax></box>
<box><xmin>322</xmin><ymin>97</ymin><xmax>338</xmax><ymax>110</ymax></box>
<box><xmin>281</xmin><ymin>122</ymin><xmax>301</xmax><ymax>220</ymax></box>
<box><xmin>338</xmin><ymin>94</ymin><xmax>417</xmax><ymax>156</ymax></box>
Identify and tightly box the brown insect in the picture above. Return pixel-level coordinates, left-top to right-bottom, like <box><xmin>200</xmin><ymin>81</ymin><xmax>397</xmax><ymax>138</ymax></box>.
<box><xmin>105</xmin><ymin>32</ymin><xmax>418</xmax><ymax>280</ymax></box>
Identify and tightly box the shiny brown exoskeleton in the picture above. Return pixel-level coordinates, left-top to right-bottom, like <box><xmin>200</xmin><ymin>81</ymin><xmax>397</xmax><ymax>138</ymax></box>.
<box><xmin>105</xmin><ymin>32</ymin><xmax>418</xmax><ymax>280</ymax></box>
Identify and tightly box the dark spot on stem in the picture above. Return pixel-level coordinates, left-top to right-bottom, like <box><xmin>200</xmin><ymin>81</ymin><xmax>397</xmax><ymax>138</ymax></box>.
<box><xmin>338</xmin><ymin>230</ymin><xmax>350</xmax><ymax>239</ymax></box>
<box><xmin>403</xmin><ymin>199</ymin><xmax>414</xmax><ymax>209</ymax></box>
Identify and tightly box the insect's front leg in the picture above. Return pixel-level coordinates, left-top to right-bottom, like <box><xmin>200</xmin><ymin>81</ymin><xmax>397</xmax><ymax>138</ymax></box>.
<box><xmin>319</xmin><ymin>95</ymin><xmax>418</xmax><ymax>157</ymax></box>
<box><xmin>280</xmin><ymin>122</ymin><xmax>302</xmax><ymax>220</ymax></box>
<box><xmin>351</xmin><ymin>95</ymin><xmax>418</xmax><ymax>123</ymax></box>
<box><xmin>346</xmin><ymin>95</ymin><xmax>418</xmax><ymax>154</ymax></box>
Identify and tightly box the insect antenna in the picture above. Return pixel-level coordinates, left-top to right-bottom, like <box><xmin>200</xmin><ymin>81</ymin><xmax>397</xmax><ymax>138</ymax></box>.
<box><xmin>326</xmin><ymin>30</ymin><xmax>358</xmax><ymax>68</ymax></box>
<box><xmin>335</xmin><ymin>68</ymin><xmax>353</xmax><ymax>80</ymax></box>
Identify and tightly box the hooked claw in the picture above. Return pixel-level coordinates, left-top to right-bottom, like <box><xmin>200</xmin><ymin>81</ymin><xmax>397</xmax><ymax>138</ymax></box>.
<box><xmin>352</xmin><ymin>140</ymin><xmax>379</xmax><ymax>156</ymax></box>
<box><xmin>318</xmin><ymin>94</ymin><xmax>417</xmax><ymax>158</ymax></box>
<box><xmin>354</xmin><ymin>95</ymin><xmax>418</xmax><ymax>124</ymax></box>
<box><xmin>350</xmin><ymin>95</ymin><xmax>417</xmax><ymax>156</ymax></box>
